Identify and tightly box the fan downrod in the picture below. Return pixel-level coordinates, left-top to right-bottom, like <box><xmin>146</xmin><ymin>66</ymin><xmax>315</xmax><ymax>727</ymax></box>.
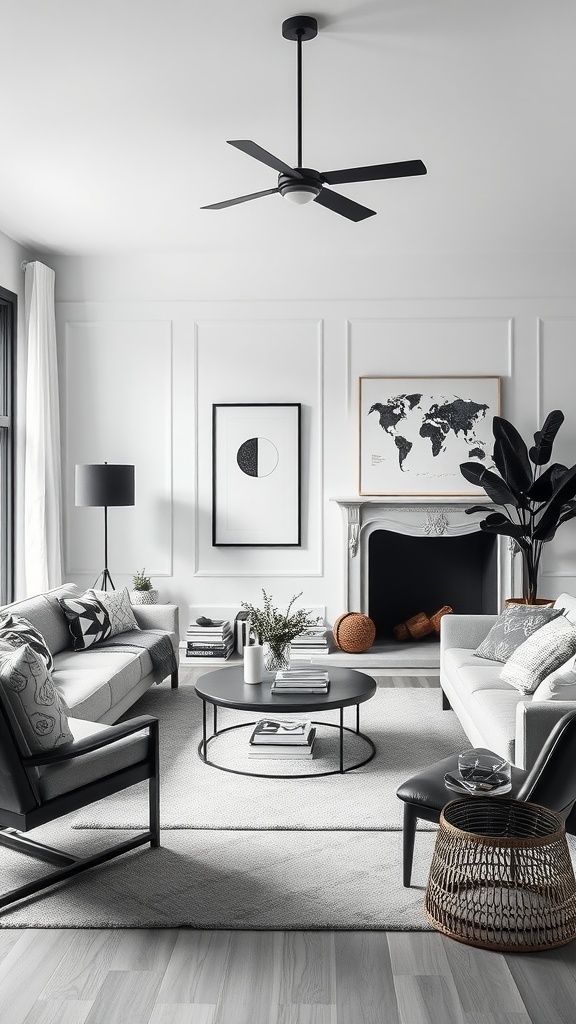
<box><xmin>282</xmin><ymin>16</ymin><xmax>318</xmax><ymax>41</ymax></box>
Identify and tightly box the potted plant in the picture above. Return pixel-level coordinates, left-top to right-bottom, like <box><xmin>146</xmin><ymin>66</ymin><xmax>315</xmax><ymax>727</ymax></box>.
<box><xmin>241</xmin><ymin>590</ymin><xmax>321</xmax><ymax>672</ymax></box>
<box><xmin>460</xmin><ymin>410</ymin><xmax>576</xmax><ymax>604</ymax></box>
<box><xmin>130</xmin><ymin>568</ymin><xmax>159</xmax><ymax>605</ymax></box>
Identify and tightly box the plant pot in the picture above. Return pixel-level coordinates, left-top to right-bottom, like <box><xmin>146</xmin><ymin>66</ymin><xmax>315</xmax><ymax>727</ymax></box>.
<box><xmin>130</xmin><ymin>589</ymin><xmax>159</xmax><ymax>605</ymax></box>
<box><xmin>263</xmin><ymin>642</ymin><xmax>291</xmax><ymax>673</ymax></box>
<box><xmin>505</xmin><ymin>597</ymin><xmax>554</xmax><ymax>608</ymax></box>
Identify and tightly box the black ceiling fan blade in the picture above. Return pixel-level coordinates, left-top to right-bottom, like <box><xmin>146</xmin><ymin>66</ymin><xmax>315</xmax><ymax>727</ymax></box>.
<box><xmin>227</xmin><ymin>141</ymin><xmax>302</xmax><ymax>179</ymax></box>
<box><xmin>314</xmin><ymin>187</ymin><xmax>376</xmax><ymax>222</ymax></box>
<box><xmin>321</xmin><ymin>159</ymin><xmax>427</xmax><ymax>185</ymax></box>
<box><xmin>201</xmin><ymin>188</ymin><xmax>279</xmax><ymax>210</ymax></box>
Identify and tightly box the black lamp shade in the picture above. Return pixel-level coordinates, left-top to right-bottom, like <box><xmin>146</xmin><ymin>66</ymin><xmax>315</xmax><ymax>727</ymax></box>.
<box><xmin>75</xmin><ymin>464</ymin><xmax>135</xmax><ymax>507</ymax></box>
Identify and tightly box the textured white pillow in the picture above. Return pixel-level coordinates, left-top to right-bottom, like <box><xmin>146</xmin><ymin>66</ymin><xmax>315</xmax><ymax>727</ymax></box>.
<box><xmin>532</xmin><ymin>656</ymin><xmax>576</xmax><ymax>701</ymax></box>
<box><xmin>500</xmin><ymin>616</ymin><xmax>576</xmax><ymax>695</ymax></box>
<box><xmin>88</xmin><ymin>587</ymin><xmax>140</xmax><ymax>638</ymax></box>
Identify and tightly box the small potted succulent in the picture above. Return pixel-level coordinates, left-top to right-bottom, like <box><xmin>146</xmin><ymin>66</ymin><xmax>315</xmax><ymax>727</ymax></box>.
<box><xmin>130</xmin><ymin>568</ymin><xmax>158</xmax><ymax>605</ymax></box>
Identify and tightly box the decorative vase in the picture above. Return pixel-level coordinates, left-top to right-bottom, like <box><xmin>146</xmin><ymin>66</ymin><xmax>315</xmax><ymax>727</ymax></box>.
<box><xmin>504</xmin><ymin>597</ymin><xmax>554</xmax><ymax>608</ymax></box>
<box><xmin>263</xmin><ymin>641</ymin><xmax>291</xmax><ymax>673</ymax></box>
<box><xmin>130</xmin><ymin>589</ymin><xmax>159</xmax><ymax>605</ymax></box>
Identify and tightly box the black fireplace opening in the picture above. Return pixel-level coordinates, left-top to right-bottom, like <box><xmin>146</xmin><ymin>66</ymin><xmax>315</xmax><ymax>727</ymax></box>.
<box><xmin>368</xmin><ymin>529</ymin><xmax>498</xmax><ymax>641</ymax></box>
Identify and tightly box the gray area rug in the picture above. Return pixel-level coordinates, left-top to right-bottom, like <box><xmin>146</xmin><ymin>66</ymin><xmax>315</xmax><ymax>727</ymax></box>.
<box><xmin>0</xmin><ymin>824</ymin><xmax>439</xmax><ymax>929</ymax></box>
<box><xmin>73</xmin><ymin>685</ymin><xmax>468</xmax><ymax>831</ymax></box>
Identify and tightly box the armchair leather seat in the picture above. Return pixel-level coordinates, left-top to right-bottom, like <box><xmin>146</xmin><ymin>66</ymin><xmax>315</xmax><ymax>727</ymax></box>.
<box><xmin>37</xmin><ymin>718</ymin><xmax>150</xmax><ymax>801</ymax></box>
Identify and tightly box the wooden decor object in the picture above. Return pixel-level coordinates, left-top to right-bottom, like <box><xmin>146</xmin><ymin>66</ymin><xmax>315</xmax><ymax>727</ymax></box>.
<box><xmin>425</xmin><ymin>798</ymin><xmax>576</xmax><ymax>952</ymax></box>
<box><xmin>405</xmin><ymin>612</ymin><xmax>433</xmax><ymax>639</ymax></box>
<box><xmin>430</xmin><ymin>605</ymin><xmax>453</xmax><ymax>633</ymax></box>
<box><xmin>392</xmin><ymin>623</ymin><xmax>410</xmax><ymax>642</ymax></box>
<box><xmin>332</xmin><ymin>613</ymin><xmax>376</xmax><ymax>653</ymax></box>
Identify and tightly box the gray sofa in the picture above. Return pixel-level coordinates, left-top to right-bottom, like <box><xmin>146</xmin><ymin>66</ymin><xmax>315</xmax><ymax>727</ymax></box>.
<box><xmin>0</xmin><ymin>583</ymin><xmax>180</xmax><ymax>724</ymax></box>
<box><xmin>440</xmin><ymin>593</ymin><xmax>576</xmax><ymax>770</ymax></box>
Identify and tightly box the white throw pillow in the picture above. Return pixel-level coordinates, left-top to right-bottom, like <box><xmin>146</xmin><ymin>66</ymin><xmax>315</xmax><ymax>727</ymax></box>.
<box><xmin>532</xmin><ymin>656</ymin><xmax>576</xmax><ymax>701</ymax></box>
<box><xmin>500</xmin><ymin>616</ymin><xmax>576</xmax><ymax>695</ymax></box>
<box><xmin>554</xmin><ymin>593</ymin><xmax>576</xmax><ymax>626</ymax></box>
<box><xmin>88</xmin><ymin>587</ymin><xmax>140</xmax><ymax>638</ymax></box>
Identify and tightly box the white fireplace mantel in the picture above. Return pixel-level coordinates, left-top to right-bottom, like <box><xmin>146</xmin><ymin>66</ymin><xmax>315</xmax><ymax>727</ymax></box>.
<box><xmin>331</xmin><ymin>497</ymin><xmax>518</xmax><ymax>614</ymax></box>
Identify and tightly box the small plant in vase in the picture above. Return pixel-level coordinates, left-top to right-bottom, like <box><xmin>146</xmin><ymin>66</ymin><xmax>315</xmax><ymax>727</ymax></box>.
<box><xmin>130</xmin><ymin>569</ymin><xmax>159</xmax><ymax>606</ymax></box>
<box><xmin>241</xmin><ymin>590</ymin><xmax>321</xmax><ymax>672</ymax></box>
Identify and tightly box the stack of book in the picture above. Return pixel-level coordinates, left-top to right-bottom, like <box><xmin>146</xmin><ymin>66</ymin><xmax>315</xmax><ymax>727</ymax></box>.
<box><xmin>248</xmin><ymin>717</ymin><xmax>316</xmax><ymax>759</ymax></box>
<box><xmin>271</xmin><ymin>669</ymin><xmax>330</xmax><ymax>694</ymax></box>
<box><xmin>185</xmin><ymin>619</ymin><xmax>234</xmax><ymax>660</ymax></box>
<box><xmin>290</xmin><ymin>626</ymin><xmax>329</xmax><ymax>658</ymax></box>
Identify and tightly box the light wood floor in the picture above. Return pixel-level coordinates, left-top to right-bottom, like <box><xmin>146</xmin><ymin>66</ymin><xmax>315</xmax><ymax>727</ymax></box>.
<box><xmin>1</xmin><ymin>927</ymin><xmax>575</xmax><ymax>1023</ymax></box>
<box><xmin>2</xmin><ymin>673</ymin><xmax>573</xmax><ymax>1024</ymax></box>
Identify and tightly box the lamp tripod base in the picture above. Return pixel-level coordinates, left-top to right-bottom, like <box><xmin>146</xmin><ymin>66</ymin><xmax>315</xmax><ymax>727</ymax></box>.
<box><xmin>92</xmin><ymin>568</ymin><xmax>116</xmax><ymax>592</ymax></box>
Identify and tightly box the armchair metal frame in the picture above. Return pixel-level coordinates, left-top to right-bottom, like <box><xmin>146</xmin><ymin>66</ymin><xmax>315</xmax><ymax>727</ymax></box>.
<box><xmin>0</xmin><ymin>710</ymin><xmax>159</xmax><ymax>912</ymax></box>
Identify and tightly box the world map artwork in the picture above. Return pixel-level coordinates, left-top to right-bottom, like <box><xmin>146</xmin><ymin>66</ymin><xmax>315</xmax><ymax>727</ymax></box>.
<box><xmin>367</xmin><ymin>393</ymin><xmax>490</xmax><ymax>471</ymax></box>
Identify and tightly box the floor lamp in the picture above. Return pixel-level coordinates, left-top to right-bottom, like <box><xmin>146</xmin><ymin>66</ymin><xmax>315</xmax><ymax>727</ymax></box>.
<box><xmin>75</xmin><ymin>463</ymin><xmax>135</xmax><ymax>591</ymax></box>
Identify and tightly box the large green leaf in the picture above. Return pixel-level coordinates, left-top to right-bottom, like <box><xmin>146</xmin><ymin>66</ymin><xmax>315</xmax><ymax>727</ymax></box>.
<box><xmin>460</xmin><ymin>462</ymin><xmax>518</xmax><ymax>506</ymax></box>
<box><xmin>526</xmin><ymin>463</ymin><xmax>568</xmax><ymax>503</ymax></box>
<box><xmin>529</xmin><ymin>409</ymin><xmax>564</xmax><ymax>466</ymax></box>
<box><xmin>464</xmin><ymin>504</ymin><xmax>497</xmax><ymax>515</ymax></box>
<box><xmin>492</xmin><ymin>416</ymin><xmax>532</xmax><ymax>495</ymax></box>
<box><xmin>479</xmin><ymin>519</ymin><xmax>528</xmax><ymax>545</ymax></box>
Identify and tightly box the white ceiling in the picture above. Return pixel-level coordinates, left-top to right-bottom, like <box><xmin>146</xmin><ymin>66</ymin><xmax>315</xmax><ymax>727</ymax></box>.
<box><xmin>1</xmin><ymin>0</ymin><xmax>574</xmax><ymax>256</ymax></box>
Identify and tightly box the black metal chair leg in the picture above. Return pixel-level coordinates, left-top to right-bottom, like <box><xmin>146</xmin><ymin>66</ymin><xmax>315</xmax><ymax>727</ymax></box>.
<box><xmin>403</xmin><ymin>803</ymin><xmax>419</xmax><ymax>888</ymax></box>
<box><xmin>149</xmin><ymin>721</ymin><xmax>160</xmax><ymax>847</ymax></box>
<box><xmin>171</xmin><ymin>667</ymin><xmax>179</xmax><ymax>689</ymax></box>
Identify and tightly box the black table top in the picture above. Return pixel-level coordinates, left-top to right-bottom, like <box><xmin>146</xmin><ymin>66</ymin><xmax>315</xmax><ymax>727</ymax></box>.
<box><xmin>194</xmin><ymin>665</ymin><xmax>377</xmax><ymax>713</ymax></box>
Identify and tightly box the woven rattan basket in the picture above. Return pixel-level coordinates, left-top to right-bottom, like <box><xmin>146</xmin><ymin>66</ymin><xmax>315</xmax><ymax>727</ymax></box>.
<box><xmin>425</xmin><ymin>798</ymin><xmax>576</xmax><ymax>952</ymax></box>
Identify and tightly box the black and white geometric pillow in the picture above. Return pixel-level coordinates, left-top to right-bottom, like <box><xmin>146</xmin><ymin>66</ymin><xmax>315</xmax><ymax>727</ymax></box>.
<box><xmin>87</xmin><ymin>587</ymin><xmax>140</xmax><ymax>637</ymax></box>
<box><xmin>0</xmin><ymin>613</ymin><xmax>54</xmax><ymax>671</ymax></box>
<box><xmin>58</xmin><ymin>594</ymin><xmax>112</xmax><ymax>651</ymax></box>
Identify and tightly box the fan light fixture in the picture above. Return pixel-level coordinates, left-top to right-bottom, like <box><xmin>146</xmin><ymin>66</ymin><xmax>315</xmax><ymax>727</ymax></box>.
<box><xmin>202</xmin><ymin>15</ymin><xmax>427</xmax><ymax>221</ymax></box>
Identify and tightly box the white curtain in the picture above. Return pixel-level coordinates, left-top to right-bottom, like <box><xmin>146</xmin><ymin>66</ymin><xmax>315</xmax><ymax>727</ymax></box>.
<box><xmin>24</xmin><ymin>261</ymin><xmax>63</xmax><ymax>594</ymax></box>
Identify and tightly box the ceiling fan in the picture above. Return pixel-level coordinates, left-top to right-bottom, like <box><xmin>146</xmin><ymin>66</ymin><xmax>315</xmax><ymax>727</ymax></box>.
<box><xmin>202</xmin><ymin>15</ymin><xmax>427</xmax><ymax>222</ymax></box>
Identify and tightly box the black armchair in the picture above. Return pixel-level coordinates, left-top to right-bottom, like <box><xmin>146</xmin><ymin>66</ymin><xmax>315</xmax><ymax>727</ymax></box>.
<box><xmin>0</xmin><ymin>703</ymin><xmax>159</xmax><ymax>912</ymax></box>
<box><xmin>396</xmin><ymin>707</ymin><xmax>576</xmax><ymax>887</ymax></box>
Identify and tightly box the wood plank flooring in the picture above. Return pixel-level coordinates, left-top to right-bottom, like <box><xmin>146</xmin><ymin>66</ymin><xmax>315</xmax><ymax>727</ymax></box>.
<box><xmin>0</xmin><ymin>928</ymin><xmax>573</xmax><ymax>1024</ymax></box>
<box><xmin>1</xmin><ymin>673</ymin><xmax>572</xmax><ymax>1023</ymax></box>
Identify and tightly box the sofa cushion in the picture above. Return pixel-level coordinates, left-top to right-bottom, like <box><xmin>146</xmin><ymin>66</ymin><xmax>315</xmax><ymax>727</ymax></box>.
<box><xmin>501</xmin><ymin>616</ymin><xmax>576</xmax><ymax>694</ymax></box>
<box><xmin>0</xmin><ymin>584</ymin><xmax>81</xmax><ymax>657</ymax></box>
<box><xmin>88</xmin><ymin>587</ymin><xmax>140</xmax><ymax>638</ymax></box>
<box><xmin>0</xmin><ymin>643</ymin><xmax>73</xmax><ymax>756</ymax></box>
<box><xmin>0</xmin><ymin>613</ymin><xmax>54</xmax><ymax>671</ymax></box>
<box><xmin>37</xmin><ymin>716</ymin><xmax>149</xmax><ymax>801</ymax></box>
<box><xmin>474</xmin><ymin>604</ymin><xmax>562</xmax><ymax>663</ymax></box>
<box><xmin>52</xmin><ymin>648</ymin><xmax>145</xmax><ymax>721</ymax></box>
<box><xmin>443</xmin><ymin>647</ymin><xmax>517</xmax><ymax>714</ymax></box>
<box><xmin>58</xmin><ymin>593</ymin><xmax>112</xmax><ymax>651</ymax></box>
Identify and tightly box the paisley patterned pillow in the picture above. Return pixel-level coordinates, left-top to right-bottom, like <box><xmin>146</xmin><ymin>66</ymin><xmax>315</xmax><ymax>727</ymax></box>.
<box><xmin>0</xmin><ymin>643</ymin><xmax>72</xmax><ymax>756</ymax></box>
<box><xmin>475</xmin><ymin>605</ymin><xmax>563</xmax><ymax>663</ymax></box>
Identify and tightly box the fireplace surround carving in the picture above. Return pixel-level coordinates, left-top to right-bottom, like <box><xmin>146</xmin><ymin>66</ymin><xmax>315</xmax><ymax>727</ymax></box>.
<box><xmin>332</xmin><ymin>498</ymin><xmax>517</xmax><ymax>618</ymax></box>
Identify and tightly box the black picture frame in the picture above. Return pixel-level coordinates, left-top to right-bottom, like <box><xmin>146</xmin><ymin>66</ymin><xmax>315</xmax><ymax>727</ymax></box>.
<box><xmin>212</xmin><ymin>403</ymin><xmax>301</xmax><ymax>547</ymax></box>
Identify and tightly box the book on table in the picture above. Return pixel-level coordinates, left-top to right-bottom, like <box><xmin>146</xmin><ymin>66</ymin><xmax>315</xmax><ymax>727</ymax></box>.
<box><xmin>250</xmin><ymin>718</ymin><xmax>314</xmax><ymax>745</ymax></box>
<box><xmin>248</xmin><ymin>726</ymin><xmax>316</xmax><ymax>758</ymax></box>
<box><xmin>271</xmin><ymin>669</ymin><xmax>330</xmax><ymax>693</ymax></box>
<box><xmin>248</xmin><ymin>731</ymin><xmax>316</xmax><ymax>758</ymax></box>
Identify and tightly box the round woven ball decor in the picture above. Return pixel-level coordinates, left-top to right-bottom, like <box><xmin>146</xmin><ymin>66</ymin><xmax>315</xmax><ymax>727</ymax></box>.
<box><xmin>332</xmin><ymin>612</ymin><xmax>376</xmax><ymax>653</ymax></box>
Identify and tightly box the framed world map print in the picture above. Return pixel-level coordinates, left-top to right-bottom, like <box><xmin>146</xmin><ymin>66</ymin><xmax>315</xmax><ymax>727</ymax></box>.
<box><xmin>212</xmin><ymin>403</ymin><xmax>301</xmax><ymax>545</ymax></box>
<box><xmin>359</xmin><ymin>376</ymin><xmax>501</xmax><ymax>496</ymax></box>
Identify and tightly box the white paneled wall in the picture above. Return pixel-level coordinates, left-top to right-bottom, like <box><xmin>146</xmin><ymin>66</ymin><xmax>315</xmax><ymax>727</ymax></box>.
<box><xmin>56</xmin><ymin>297</ymin><xmax>576</xmax><ymax>634</ymax></box>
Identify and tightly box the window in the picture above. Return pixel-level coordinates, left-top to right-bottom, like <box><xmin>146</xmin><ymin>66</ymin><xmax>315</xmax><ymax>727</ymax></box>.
<box><xmin>0</xmin><ymin>286</ymin><xmax>15</xmax><ymax>604</ymax></box>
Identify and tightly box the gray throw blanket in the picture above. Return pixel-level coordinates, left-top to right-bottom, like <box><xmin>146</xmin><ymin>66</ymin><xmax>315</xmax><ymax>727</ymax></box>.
<box><xmin>94</xmin><ymin>629</ymin><xmax>177</xmax><ymax>684</ymax></box>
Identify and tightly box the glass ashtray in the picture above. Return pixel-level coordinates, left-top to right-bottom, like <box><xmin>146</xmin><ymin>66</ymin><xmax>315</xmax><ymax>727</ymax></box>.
<box><xmin>444</xmin><ymin>749</ymin><xmax>512</xmax><ymax>796</ymax></box>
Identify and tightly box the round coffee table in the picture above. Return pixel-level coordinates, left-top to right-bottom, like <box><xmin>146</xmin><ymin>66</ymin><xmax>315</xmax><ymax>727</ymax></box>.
<box><xmin>194</xmin><ymin>665</ymin><xmax>377</xmax><ymax>778</ymax></box>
